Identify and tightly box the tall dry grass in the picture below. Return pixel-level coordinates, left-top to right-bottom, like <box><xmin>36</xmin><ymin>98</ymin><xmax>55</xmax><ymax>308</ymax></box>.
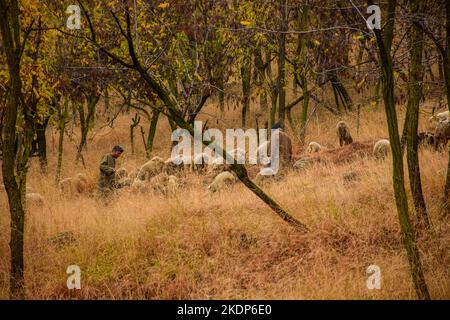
<box><xmin>0</xmin><ymin>99</ymin><xmax>449</xmax><ymax>299</ymax></box>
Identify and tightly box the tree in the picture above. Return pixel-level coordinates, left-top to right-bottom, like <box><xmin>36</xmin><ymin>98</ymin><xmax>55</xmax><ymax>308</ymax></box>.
<box><xmin>0</xmin><ymin>0</ymin><xmax>30</xmax><ymax>298</ymax></box>
<box><xmin>369</xmin><ymin>0</ymin><xmax>430</xmax><ymax>300</ymax></box>
<box><xmin>404</xmin><ymin>0</ymin><xmax>430</xmax><ymax>228</ymax></box>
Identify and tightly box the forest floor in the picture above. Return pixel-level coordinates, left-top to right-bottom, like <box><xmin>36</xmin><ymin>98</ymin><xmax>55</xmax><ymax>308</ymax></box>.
<box><xmin>0</xmin><ymin>99</ymin><xmax>449</xmax><ymax>299</ymax></box>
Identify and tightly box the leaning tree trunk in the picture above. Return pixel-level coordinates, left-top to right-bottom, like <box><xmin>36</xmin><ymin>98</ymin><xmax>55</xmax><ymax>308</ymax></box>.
<box><xmin>371</xmin><ymin>0</ymin><xmax>430</xmax><ymax>300</ymax></box>
<box><xmin>405</xmin><ymin>0</ymin><xmax>430</xmax><ymax>228</ymax></box>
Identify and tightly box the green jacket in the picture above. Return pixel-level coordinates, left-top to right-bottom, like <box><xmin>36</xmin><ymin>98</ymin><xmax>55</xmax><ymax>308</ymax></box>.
<box><xmin>97</xmin><ymin>154</ymin><xmax>116</xmax><ymax>190</ymax></box>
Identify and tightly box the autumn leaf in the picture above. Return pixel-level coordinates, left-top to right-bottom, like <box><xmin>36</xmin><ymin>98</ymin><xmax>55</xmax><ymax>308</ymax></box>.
<box><xmin>240</xmin><ymin>20</ymin><xmax>253</xmax><ymax>27</ymax></box>
<box><xmin>158</xmin><ymin>2</ymin><xmax>170</xmax><ymax>9</ymax></box>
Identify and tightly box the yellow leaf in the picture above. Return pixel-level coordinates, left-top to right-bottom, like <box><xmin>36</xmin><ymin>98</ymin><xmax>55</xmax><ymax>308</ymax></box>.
<box><xmin>313</xmin><ymin>39</ymin><xmax>320</xmax><ymax>46</ymax></box>
<box><xmin>158</xmin><ymin>2</ymin><xmax>169</xmax><ymax>9</ymax></box>
<box><xmin>352</xmin><ymin>34</ymin><xmax>365</xmax><ymax>41</ymax></box>
<box><xmin>240</xmin><ymin>21</ymin><xmax>252</xmax><ymax>27</ymax></box>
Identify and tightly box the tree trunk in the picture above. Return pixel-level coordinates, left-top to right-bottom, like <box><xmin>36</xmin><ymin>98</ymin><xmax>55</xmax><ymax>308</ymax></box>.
<box><xmin>146</xmin><ymin>110</ymin><xmax>160</xmax><ymax>157</ymax></box>
<box><xmin>444</xmin><ymin>1</ymin><xmax>450</xmax><ymax>210</ymax></box>
<box><xmin>36</xmin><ymin>117</ymin><xmax>49</xmax><ymax>174</ymax></box>
<box><xmin>298</xmin><ymin>3</ymin><xmax>310</xmax><ymax>144</ymax></box>
<box><xmin>0</xmin><ymin>0</ymin><xmax>26</xmax><ymax>298</ymax></box>
<box><xmin>371</xmin><ymin>0</ymin><xmax>430</xmax><ymax>300</ymax></box>
<box><xmin>277</xmin><ymin>0</ymin><xmax>287</xmax><ymax>122</ymax></box>
<box><xmin>55</xmin><ymin>99</ymin><xmax>68</xmax><ymax>186</ymax></box>
<box><xmin>218</xmin><ymin>76</ymin><xmax>225</xmax><ymax>116</ymax></box>
<box><xmin>240</xmin><ymin>59</ymin><xmax>251</xmax><ymax>127</ymax></box>
<box><xmin>405</xmin><ymin>0</ymin><xmax>430</xmax><ymax>228</ymax></box>
<box><xmin>255</xmin><ymin>46</ymin><xmax>268</xmax><ymax>113</ymax></box>
<box><xmin>76</xmin><ymin>93</ymin><xmax>99</xmax><ymax>163</ymax></box>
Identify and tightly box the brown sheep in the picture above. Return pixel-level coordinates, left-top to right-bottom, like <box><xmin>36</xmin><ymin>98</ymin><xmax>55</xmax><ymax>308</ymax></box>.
<box><xmin>337</xmin><ymin>121</ymin><xmax>353</xmax><ymax>147</ymax></box>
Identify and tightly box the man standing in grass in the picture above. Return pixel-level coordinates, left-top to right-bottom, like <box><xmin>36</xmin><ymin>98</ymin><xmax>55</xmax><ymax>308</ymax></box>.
<box><xmin>97</xmin><ymin>145</ymin><xmax>124</xmax><ymax>201</ymax></box>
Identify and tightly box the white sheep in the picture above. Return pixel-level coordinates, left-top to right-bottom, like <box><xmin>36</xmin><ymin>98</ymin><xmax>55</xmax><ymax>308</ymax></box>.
<box><xmin>434</xmin><ymin>119</ymin><xmax>450</xmax><ymax>150</ymax></box>
<box><xmin>131</xmin><ymin>179</ymin><xmax>149</xmax><ymax>193</ymax></box>
<box><xmin>255</xmin><ymin>167</ymin><xmax>281</xmax><ymax>184</ymax></box>
<box><xmin>118</xmin><ymin>177</ymin><xmax>133</xmax><ymax>187</ymax></box>
<box><xmin>207</xmin><ymin>171</ymin><xmax>237</xmax><ymax>192</ymax></box>
<box><xmin>137</xmin><ymin>156</ymin><xmax>165</xmax><ymax>180</ymax></box>
<box><xmin>128</xmin><ymin>168</ymin><xmax>140</xmax><ymax>180</ymax></box>
<box><xmin>74</xmin><ymin>173</ymin><xmax>88</xmax><ymax>193</ymax></box>
<box><xmin>166</xmin><ymin>175</ymin><xmax>179</xmax><ymax>193</ymax></box>
<box><xmin>210</xmin><ymin>157</ymin><xmax>226</xmax><ymax>173</ymax></box>
<box><xmin>429</xmin><ymin>110</ymin><xmax>449</xmax><ymax>123</ymax></box>
<box><xmin>307</xmin><ymin>142</ymin><xmax>322</xmax><ymax>153</ymax></box>
<box><xmin>115</xmin><ymin>168</ymin><xmax>128</xmax><ymax>180</ymax></box>
<box><xmin>373</xmin><ymin>139</ymin><xmax>391</xmax><ymax>159</ymax></box>
<box><xmin>26</xmin><ymin>193</ymin><xmax>44</xmax><ymax>207</ymax></box>
<box><xmin>59</xmin><ymin>174</ymin><xmax>88</xmax><ymax>194</ymax></box>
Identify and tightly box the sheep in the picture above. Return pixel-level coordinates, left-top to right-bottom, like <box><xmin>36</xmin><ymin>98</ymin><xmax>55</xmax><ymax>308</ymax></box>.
<box><xmin>137</xmin><ymin>156</ymin><xmax>165</xmax><ymax>181</ymax></box>
<box><xmin>373</xmin><ymin>139</ymin><xmax>390</xmax><ymax>159</ymax></box>
<box><xmin>73</xmin><ymin>173</ymin><xmax>88</xmax><ymax>193</ymax></box>
<box><xmin>59</xmin><ymin>174</ymin><xmax>87</xmax><ymax>194</ymax></box>
<box><xmin>118</xmin><ymin>177</ymin><xmax>133</xmax><ymax>188</ymax></box>
<box><xmin>115</xmin><ymin>168</ymin><xmax>128</xmax><ymax>180</ymax></box>
<box><xmin>150</xmin><ymin>173</ymin><xmax>181</xmax><ymax>195</ymax></box>
<box><xmin>418</xmin><ymin>131</ymin><xmax>435</xmax><ymax>147</ymax></box>
<box><xmin>434</xmin><ymin>119</ymin><xmax>450</xmax><ymax>150</ymax></box>
<box><xmin>164</xmin><ymin>155</ymin><xmax>188</xmax><ymax>174</ymax></box>
<box><xmin>207</xmin><ymin>171</ymin><xmax>237</xmax><ymax>192</ymax></box>
<box><xmin>307</xmin><ymin>142</ymin><xmax>322</xmax><ymax>153</ymax></box>
<box><xmin>128</xmin><ymin>168</ymin><xmax>140</xmax><ymax>180</ymax></box>
<box><xmin>26</xmin><ymin>193</ymin><xmax>44</xmax><ymax>207</ymax></box>
<box><xmin>336</xmin><ymin>121</ymin><xmax>353</xmax><ymax>147</ymax></box>
<box><xmin>210</xmin><ymin>157</ymin><xmax>228</xmax><ymax>173</ymax></box>
<box><xmin>254</xmin><ymin>167</ymin><xmax>283</xmax><ymax>185</ymax></box>
<box><xmin>166</xmin><ymin>175</ymin><xmax>179</xmax><ymax>194</ymax></box>
<box><xmin>59</xmin><ymin>177</ymin><xmax>75</xmax><ymax>194</ymax></box>
<box><xmin>131</xmin><ymin>179</ymin><xmax>149</xmax><ymax>193</ymax></box>
<box><xmin>429</xmin><ymin>110</ymin><xmax>449</xmax><ymax>123</ymax></box>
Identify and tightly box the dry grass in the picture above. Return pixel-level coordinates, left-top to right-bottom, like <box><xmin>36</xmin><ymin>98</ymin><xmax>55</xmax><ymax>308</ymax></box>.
<box><xmin>0</xmin><ymin>100</ymin><xmax>449</xmax><ymax>300</ymax></box>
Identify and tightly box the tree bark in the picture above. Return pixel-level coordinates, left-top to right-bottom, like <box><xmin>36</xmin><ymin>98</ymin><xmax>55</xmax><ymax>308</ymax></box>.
<box><xmin>0</xmin><ymin>0</ymin><xmax>26</xmax><ymax>298</ymax></box>
<box><xmin>240</xmin><ymin>58</ymin><xmax>251</xmax><ymax>127</ymax></box>
<box><xmin>444</xmin><ymin>1</ymin><xmax>450</xmax><ymax>209</ymax></box>
<box><xmin>55</xmin><ymin>98</ymin><xmax>68</xmax><ymax>186</ymax></box>
<box><xmin>371</xmin><ymin>0</ymin><xmax>430</xmax><ymax>300</ymax></box>
<box><xmin>405</xmin><ymin>0</ymin><xmax>430</xmax><ymax>228</ymax></box>
<box><xmin>277</xmin><ymin>0</ymin><xmax>287</xmax><ymax>122</ymax></box>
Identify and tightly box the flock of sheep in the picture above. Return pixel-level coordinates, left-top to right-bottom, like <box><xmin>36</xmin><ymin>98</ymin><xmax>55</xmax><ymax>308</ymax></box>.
<box><xmin>307</xmin><ymin>121</ymin><xmax>391</xmax><ymax>159</ymax></box>
<box><xmin>6</xmin><ymin>109</ymin><xmax>450</xmax><ymax>207</ymax></box>
<box><xmin>307</xmin><ymin>110</ymin><xmax>450</xmax><ymax>159</ymax></box>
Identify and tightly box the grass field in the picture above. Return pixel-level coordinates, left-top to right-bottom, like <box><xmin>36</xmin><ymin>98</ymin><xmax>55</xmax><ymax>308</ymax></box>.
<box><xmin>1</xmin><ymin>100</ymin><xmax>449</xmax><ymax>299</ymax></box>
